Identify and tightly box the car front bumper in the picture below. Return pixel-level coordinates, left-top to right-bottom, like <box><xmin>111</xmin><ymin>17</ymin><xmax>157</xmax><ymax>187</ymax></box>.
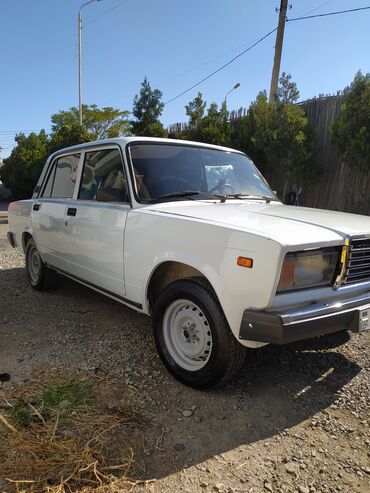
<box><xmin>239</xmin><ymin>290</ymin><xmax>370</xmax><ymax>344</ymax></box>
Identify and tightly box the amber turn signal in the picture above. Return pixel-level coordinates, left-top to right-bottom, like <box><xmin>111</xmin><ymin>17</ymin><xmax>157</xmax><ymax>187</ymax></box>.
<box><xmin>237</xmin><ymin>256</ymin><xmax>253</xmax><ymax>268</ymax></box>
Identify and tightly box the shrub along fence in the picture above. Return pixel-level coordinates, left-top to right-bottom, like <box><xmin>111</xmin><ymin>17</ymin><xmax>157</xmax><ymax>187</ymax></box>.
<box><xmin>273</xmin><ymin>95</ymin><xmax>370</xmax><ymax>215</ymax></box>
<box><xmin>168</xmin><ymin>95</ymin><xmax>369</xmax><ymax>215</ymax></box>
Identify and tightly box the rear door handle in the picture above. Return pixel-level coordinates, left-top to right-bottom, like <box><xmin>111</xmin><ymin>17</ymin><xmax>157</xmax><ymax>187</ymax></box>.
<box><xmin>33</xmin><ymin>203</ymin><xmax>41</xmax><ymax>211</ymax></box>
<box><xmin>66</xmin><ymin>207</ymin><xmax>77</xmax><ymax>217</ymax></box>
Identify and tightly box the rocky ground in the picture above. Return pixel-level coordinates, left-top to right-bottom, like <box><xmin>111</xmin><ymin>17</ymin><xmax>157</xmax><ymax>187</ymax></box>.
<box><xmin>0</xmin><ymin>219</ymin><xmax>369</xmax><ymax>493</ymax></box>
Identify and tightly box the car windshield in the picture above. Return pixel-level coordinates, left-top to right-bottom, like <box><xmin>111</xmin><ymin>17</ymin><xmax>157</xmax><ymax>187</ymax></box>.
<box><xmin>129</xmin><ymin>143</ymin><xmax>275</xmax><ymax>202</ymax></box>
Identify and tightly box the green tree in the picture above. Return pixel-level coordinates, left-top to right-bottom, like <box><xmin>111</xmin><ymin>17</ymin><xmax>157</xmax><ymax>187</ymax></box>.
<box><xmin>277</xmin><ymin>72</ymin><xmax>300</xmax><ymax>104</ymax></box>
<box><xmin>0</xmin><ymin>104</ymin><xmax>131</xmax><ymax>199</ymax></box>
<box><xmin>131</xmin><ymin>77</ymin><xmax>167</xmax><ymax>137</ymax></box>
<box><xmin>182</xmin><ymin>97</ymin><xmax>232</xmax><ymax>146</ymax></box>
<box><xmin>51</xmin><ymin>104</ymin><xmax>131</xmax><ymax>139</ymax></box>
<box><xmin>185</xmin><ymin>92</ymin><xmax>206</xmax><ymax>127</ymax></box>
<box><xmin>199</xmin><ymin>101</ymin><xmax>232</xmax><ymax>146</ymax></box>
<box><xmin>233</xmin><ymin>90</ymin><xmax>319</xmax><ymax>193</ymax></box>
<box><xmin>232</xmin><ymin>91</ymin><xmax>270</xmax><ymax>173</ymax></box>
<box><xmin>331</xmin><ymin>70</ymin><xmax>370</xmax><ymax>172</ymax></box>
<box><xmin>48</xmin><ymin>123</ymin><xmax>93</xmax><ymax>154</ymax></box>
<box><xmin>0</xmin><ymin>131</ymin><xmax>48</xmax><ymax>199</ymax></box>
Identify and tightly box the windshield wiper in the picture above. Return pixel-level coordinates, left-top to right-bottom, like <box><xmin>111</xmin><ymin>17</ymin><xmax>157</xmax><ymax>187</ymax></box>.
<box><xmin>156</xmin><ymin>190</ymin><xmax>227</xmax><ymax>202</ymax></box>
<box><xmin>155</xmin><ymin>190</ymin><xmax>277</xmax><ymax>203</ymax></box>
<box><xmin>226</xmin><ymin>193</ymin><xmax>277</xmax><ymax>203</ymax></box>
<box><xmin>156</xmin><ymin>190</ymin><xmax>202</xmax><ymax>198</ymax></box>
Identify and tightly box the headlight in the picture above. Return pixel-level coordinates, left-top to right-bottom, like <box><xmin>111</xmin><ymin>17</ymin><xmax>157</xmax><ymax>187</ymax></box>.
<box><xmin>277</xmin><ymin>248</ymin><xmax>339</xmax><ymax>292</ymax></box>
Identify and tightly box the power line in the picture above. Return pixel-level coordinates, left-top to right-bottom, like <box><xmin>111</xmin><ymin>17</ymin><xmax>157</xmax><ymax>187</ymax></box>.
<box><xmin>0</xmin><ymin>140</ymin><xmax>18</xmax><ymax>145</ymax></box>
<box><xmin>164</xmin><ymin>27</ymin><xmax>277</xmax><ymax>105</ymax></box>
<box><xmin>0</xmin><ymin>144</ymin><xmax>17</xmax><ymax>150</ymax></box>
<box><xmin>164</xmin><ymin>4</ymin><xmax>370</xmax><ymax>106</ymax></box>
<box><xmin>287</xmin><ymin>5</ymin><xmax>370</xmax><ymax>22</ymax></box>
<box><xmin>0</xmin><ymin>129</ymin><xmax>51</xmax><ymax>134</ymax></box>
<box><xmin>301</xmin><ymin>0</ymin><xmax>338</xmax><ymax>17</ymax></box>
<box><xmin>156</xmin><ymin>1</ymin><xmax>338</xmax><ymax>88</ymax></box>
<box><xmin>156</xmin><ymin>33</ymin><xmax>272</xmax><ymax>86</ymax></box>
<box><xmin>84</xmin><ymin>0</ymin><xmax>129</xmax><ymax>26</ymax></box>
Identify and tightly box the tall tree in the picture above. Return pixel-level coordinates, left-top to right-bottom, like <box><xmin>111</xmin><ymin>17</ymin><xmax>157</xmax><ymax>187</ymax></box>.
<box><xmin>185</xmin><ymin>92</ymin><xmax>206</xmax><ymax>127</ymax></box>
<box><xmin>48</xmin><ymin>124</ymin><xmax>93</xmax><ymax>154</ymax></box>
<box><xmin>251</xmin><ymin>91</ymin><xmax>319</xmax><ymax>191</ymax></box>
<box><xmin>51</xmin><ymin>105</ymin><xmax>131</xmax><ymax>139</ymax></box>
<box><xmin>0</xmin><ymin>131</ymin><xmax>48</xmax><ymax>199</ymax></box>
<box><xmin>331</xmin><ymin>70</ymin><xmax>370</xmax><ymax>173</ymax></box>
<box><xmin>199</xmin><ymin>101</ymin><xmax>232</xmax><ymax>146</ymax></box>
<box><xmin>131</xmin><ymin>77</ymin><xmax>167</xmax><ymax>137</ymax></box>
<box><xmin>181</xmin><ymin>97</ymin><xmax>232</xmax><ymax>147</ymax></box>
<box><xmin>277</xmin><ymin>72</ymin><xmax>300</xmax><ymax>104</ymax></box>
<box><xmin>233</xmin><ymin>90</ymin><xmax>319</xmax><ymax>193</ymax></box>
<box><xmin>232</xmin><ymin>91</ymin><xmax>270</xmax><ymax>173</ymax></box>
<box><xmin>0</xmin><ymin>104</ymin><xmax>131</xmax><ymax>200</ymax></box>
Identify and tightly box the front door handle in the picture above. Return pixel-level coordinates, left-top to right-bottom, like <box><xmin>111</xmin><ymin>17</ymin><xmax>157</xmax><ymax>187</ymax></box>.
<box><xmin>33</xmin><ymin>203</ymin><xmax>41</xmax><ymax>211</ymax></box>
<box><xmin>66</xmin><ymin>207</ymin><xmax>77</xmax><ymax>217</ymax></box>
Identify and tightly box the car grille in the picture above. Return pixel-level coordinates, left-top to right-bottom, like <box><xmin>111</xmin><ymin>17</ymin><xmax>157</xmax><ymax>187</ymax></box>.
<box><xmin>344</xmin><ymin>238</ymin><xmax>370</xmax><ymax>285</ymax></box>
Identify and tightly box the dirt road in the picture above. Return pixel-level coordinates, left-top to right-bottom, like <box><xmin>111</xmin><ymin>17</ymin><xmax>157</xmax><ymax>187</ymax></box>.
<box><xmin>0</xmin><ymin>220</ymin><xmax>369</xmax><ymax>493</ymax></box>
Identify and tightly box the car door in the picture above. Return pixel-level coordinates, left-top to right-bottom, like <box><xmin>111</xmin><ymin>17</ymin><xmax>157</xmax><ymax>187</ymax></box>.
<box><xmin>32</xmin><ymin>152</ymin><xmax>81</xmax><ymax>272</ymax></box>
<box><xmin>67</xmin><ymin>146</ymin><xmax>129</xmax><ymax>296</ymax></box>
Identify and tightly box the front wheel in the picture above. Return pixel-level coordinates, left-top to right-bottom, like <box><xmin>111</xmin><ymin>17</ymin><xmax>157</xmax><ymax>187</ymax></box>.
<box><xmin>152</xmin><ymin>277</ymin><xmax>245</xmax><ymax>389</ymax></box>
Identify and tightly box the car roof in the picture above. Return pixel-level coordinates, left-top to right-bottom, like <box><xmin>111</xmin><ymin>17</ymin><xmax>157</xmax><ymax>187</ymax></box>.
<box><xmin>49</xmin><ymin>136</ymin><xmax>244</xmax><ymax>158</ymax></box>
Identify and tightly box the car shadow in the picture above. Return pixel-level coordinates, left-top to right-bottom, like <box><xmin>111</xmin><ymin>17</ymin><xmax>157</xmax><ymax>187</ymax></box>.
<box><xmin>135</xmin><ymin>346</ymin><xmax>360</xmax><ymax>481</ymax></box>
<box><xmin>0</xmin><ymin>267</ymin><xmax>363</xmax><ymax>483</ymax></box>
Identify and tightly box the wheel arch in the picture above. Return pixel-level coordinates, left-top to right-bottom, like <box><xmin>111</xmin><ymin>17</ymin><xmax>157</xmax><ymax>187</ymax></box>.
<box><xmin>22</xmin><ymin>231</ymin><xmax>34</xmax><ymax>253</ymax></box>
<box><xmin>22</xmin><ymin>229</ymin><xmax>42</xmax><ymax>256</ymax></box>
<box><xmin>146</xmin><ymin>260</ymin><xmax>221</xmax><ymax>314</ymax></box>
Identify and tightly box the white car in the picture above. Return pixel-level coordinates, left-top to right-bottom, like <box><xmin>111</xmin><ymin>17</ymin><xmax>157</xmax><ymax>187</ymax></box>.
<box><xmin>7</xmin><ymin>137</ymin><xmax>370</xmax><ymax>388</ymax></box>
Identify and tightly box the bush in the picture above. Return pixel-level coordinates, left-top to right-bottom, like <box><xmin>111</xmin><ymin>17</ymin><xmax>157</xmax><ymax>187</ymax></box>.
<box><xmin>331</xmin><ymin>71</ymin><xmax>370</xmax><ymax>173</ymax></box>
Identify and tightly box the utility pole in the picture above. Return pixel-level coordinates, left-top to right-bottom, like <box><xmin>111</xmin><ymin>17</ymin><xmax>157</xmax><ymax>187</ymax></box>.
<box><xmin>78</xmin><ymin>11</ymin><xmax>82</xmax><ymax>125</ymax></box>
<box><xmin>78</xmin><ymin>0</ymin><xmax>102</xmax><ymax>126</ymax></box>
<box><xmin>269</xmin><ymin>0</ymin><xmax>288</xmax><ymax>103</ymax></box>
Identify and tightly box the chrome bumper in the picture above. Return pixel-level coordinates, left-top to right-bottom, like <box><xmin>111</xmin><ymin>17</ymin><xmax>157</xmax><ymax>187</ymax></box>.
<box><xmin>240</xmin><ymin>290</ymin><xmax>370</xmax><ymax>344</ymax></box>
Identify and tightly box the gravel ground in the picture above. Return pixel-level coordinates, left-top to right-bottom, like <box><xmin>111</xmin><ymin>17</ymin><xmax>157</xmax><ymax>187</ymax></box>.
<box><xmin>0</xmin><ymin>220</ymin><xmax>369</xmax><ymax>493</ymax></box>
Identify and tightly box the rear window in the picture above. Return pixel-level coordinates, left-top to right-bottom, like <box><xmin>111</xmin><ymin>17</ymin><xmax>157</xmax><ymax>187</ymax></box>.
<box><xmin>42</xmin><ymin>154</ymin><xmax>80</xmax><ymax>199</ymax></box>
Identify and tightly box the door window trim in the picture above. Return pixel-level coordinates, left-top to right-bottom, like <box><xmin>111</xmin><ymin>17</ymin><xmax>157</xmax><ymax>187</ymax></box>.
<box><xmin>40</xmin><ymin>152</ymin><xmax>82</xmax><ymax>200</ymax></box>
<box><xmin>125</xmin><ymin>140</ymin><xmax>246</xmax><ymax>205</ymax></box>
<box><xmin>76</xmin><ymin>145</ymin><xmax>131</xmax><ymax>206</ymax></box>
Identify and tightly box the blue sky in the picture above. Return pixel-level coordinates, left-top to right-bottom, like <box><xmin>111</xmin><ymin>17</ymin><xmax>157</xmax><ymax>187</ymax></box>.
<box><xmin>1</xmin><ymin>0</ymin><xmax>369</xmax><ymax>158</ymax></box>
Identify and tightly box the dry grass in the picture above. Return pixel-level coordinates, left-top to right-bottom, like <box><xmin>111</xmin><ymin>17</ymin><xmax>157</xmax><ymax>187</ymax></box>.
<box><xmin>0</xmin><ymin>368</ymin><xmax>143</xmax><ymax>493</ymax></box>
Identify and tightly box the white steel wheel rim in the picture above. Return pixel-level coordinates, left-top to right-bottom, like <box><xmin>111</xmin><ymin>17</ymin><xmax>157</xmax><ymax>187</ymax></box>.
<box><xmin>162</xmin><ymin>299</ymin><xmax>213</xmax><ymax>371</ymax></box>
<box><xmin>28</xmin><ymin>246</ymin><xmax>41</xmax><ymax>283</ymax></box>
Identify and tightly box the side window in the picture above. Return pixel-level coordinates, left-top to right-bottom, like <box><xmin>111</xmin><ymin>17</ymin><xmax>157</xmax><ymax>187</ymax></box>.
<box><xmin>78</xmin><ymin>148</ymin><xmax>129</xmax><ymax>203</ymax></box>
<box><xmin>41</xmin><ymin>154</ymin><xmax>80</xmax><ymax>199</ymax></box>
<box><xmin>42</xmin><ymin>164</ymin><xmax>56</xmax><ymax>198</ymax></box>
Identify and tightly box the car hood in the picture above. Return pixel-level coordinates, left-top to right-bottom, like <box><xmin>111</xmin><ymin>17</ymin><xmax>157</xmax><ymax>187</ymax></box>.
<box><xmin>144</xmin><ymin>200</ymin><xmax>370</xmax><ymax>249</ymax></box>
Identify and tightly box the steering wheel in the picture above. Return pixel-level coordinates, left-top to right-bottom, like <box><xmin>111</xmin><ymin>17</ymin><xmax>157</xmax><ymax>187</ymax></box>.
<box><xmin>210</xmin><ymin>182</ymin><xmax>234</xmax><ymax>195</ymax></box>
<box><xmin>159</xmin><ymin>175</ymin><xmax>196</xmax><ymax>194</ymax></box>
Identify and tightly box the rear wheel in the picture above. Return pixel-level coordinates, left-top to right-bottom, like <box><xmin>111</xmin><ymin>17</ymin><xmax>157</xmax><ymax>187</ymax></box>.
<box><xmin>153</xmin><ymin>277</ymin><xmax>245</xmax><ymax>389</ymax></box>
<box><xmin>25</xmin><ymin>238</ymin><xmax>59</xmax><ymax>291</ymax></box>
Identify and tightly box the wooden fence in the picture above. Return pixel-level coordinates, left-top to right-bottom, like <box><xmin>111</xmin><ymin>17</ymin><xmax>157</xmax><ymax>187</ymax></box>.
<box><xmin>168</xmin><ymin>95</ymin><xmax>369</xmax><ymax>215</ymax></box>
<box><xmin>290</xmin><ymin>96</ymin><xmax>370</xmax><ymax>215</ymax></box>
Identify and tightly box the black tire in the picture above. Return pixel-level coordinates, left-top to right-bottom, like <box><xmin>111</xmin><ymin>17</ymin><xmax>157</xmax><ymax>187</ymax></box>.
<box><xmin>25</xmin><ymin>238</ymin><xmax>59</xmax><ymax>291</ymax></box>
<box><xmin>152</xmin><ymin>277</ymin><xmax>245</xmax><ymax>389</ymax></box>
